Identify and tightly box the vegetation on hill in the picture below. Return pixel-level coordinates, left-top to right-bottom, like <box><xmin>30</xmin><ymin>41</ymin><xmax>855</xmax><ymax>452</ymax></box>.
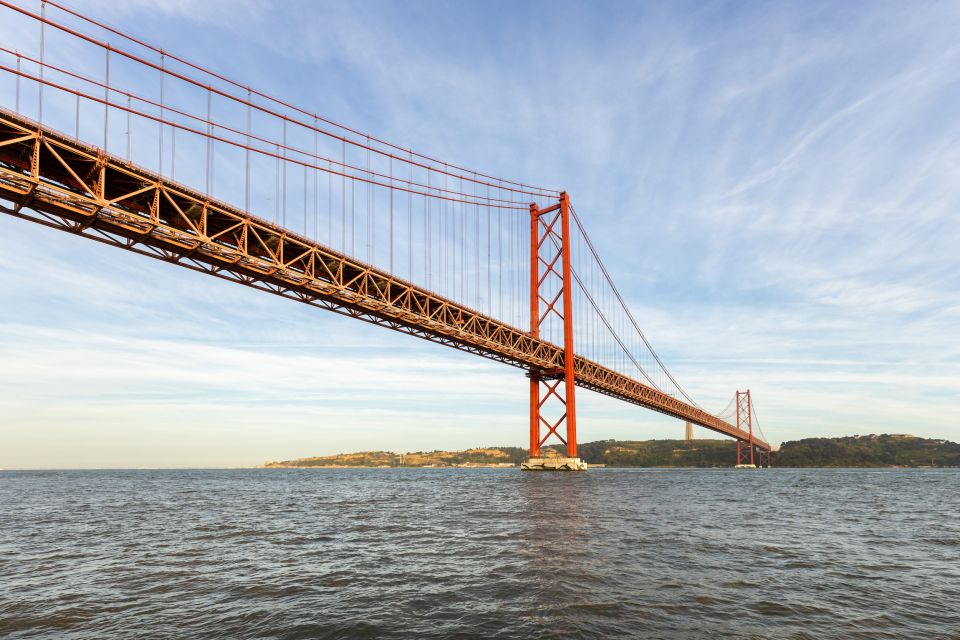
<box><xmin>264</xmin><ymin>439</ymin><xmax>737</xmax><ymax>468</ymax></box>
<box><xmin>575</xmin><ymin>439</ymin><xmax>736</xmax><ymax>467</ymax></box>
<box><xmin>773</xmin><ymin>434</ymin><xmax>960</xmax><ymax>467</ymax></box>
<box><xmin>264</xmin><ymin>447</ymin><xmax>524</xmax><ymax>468</ymax></box>
<box><xmin>264</xmin><ymin>435</ymin><xmax>960</xmax><ymax>468</ymax></box>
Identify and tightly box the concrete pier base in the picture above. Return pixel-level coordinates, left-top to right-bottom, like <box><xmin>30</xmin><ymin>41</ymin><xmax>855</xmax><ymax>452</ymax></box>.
<box><xmin>734</xmin><ymin>463</ymin><xmax>757</xmax><ymax>469</ymax></box>
<box><xmin>521</xmin><ymin>457</ymin><xmax>588</xmax><ymax>471</ymax></box>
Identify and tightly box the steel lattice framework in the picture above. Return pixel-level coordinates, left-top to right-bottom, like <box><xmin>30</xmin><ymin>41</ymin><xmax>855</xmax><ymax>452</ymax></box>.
<box><xmin>528</xmin><ymin>195</ymin><xmax>578</xmax><ymax>457</ymax></box>
<box><xmin>736</xmin><ymin>390</ymin><xmax>756</xmax><ymax>466</ymax></box>
<box><xmin>0</xmin><ymin>110</ymin><xmax>770</xmax><ymax>452</ymax></box>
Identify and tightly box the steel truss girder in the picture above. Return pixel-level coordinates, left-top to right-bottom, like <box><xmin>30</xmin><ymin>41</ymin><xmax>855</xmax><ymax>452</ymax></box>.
<box><xmin>0</xmin><ymin>109</ymin><xmax>770</xmax><ymax>451</ymax></box>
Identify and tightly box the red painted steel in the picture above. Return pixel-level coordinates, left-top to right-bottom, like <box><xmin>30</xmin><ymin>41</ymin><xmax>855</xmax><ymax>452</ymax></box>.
<box><xmin>736</xmin><ymin>390</ymin><xmax>760</xmax><ymax>466</ymax></box>
<box><xmin>529</xmin><ymin>203</ymin><xmax>541</xmax><ymax>458</ymax></box>
<box><xmin>527</xmin><ymin>193</ymin><xmax>578</xmax><ymax>458</ymax></box>
<box><xmin>559</xmin><ymin>193</ymin><xmax>578</xmax><ymax>457</ymax></box>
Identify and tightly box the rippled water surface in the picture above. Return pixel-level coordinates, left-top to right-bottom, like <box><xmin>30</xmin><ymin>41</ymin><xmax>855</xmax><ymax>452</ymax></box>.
<box><xmin>2</xmin><ymin>468</ymin><xmax>958</xmax><ymax>639</ymax></box>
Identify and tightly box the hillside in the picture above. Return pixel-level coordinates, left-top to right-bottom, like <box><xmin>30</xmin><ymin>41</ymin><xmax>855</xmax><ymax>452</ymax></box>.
<box><xmin>773</xmin><ymin>434</ymin><xmax>960</xmax><ymax>467</ymax></box>
<box><xmin>264</xmin><ymin>435</ymin><xmax>960</xmax><ymax>468</ymax></box>
<box><xmin>263</xmin><ymin>447</ymin><xmax>526</xmax><ymax>468</ymax></box>
<box><xmin>263</xmin><ymin>439</ymin><xmax>738</xmax><ymax>468</ymax></box>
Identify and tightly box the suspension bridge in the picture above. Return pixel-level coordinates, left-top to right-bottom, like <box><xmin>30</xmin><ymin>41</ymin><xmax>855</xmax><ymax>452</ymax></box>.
<box><xmin>0</xmin><ymin>1</ymin><xmax>772</xmax><ymax>469</ymax></box>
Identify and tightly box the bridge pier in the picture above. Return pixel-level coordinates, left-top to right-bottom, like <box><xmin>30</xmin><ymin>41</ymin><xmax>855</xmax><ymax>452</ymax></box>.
<box><xmin>521</xmin><ymin>457</ymin><xmax>588</xmax><ymax>471</ymax></box>
<box><xmin>735</xmin><ymin>440</ymin><xmax>756</xmax><ymax>468</ymax></box>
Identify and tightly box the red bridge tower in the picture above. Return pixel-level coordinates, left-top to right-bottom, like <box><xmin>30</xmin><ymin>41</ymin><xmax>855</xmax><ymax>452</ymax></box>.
<box><xmin>522</xmin><ymin>193</ymin><xmax>585</xmax><ymax>471</ymax></box>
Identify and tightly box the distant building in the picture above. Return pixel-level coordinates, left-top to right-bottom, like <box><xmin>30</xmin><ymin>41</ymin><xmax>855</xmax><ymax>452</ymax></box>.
<box><xmin>685</xmin><ymin>422</ymin><xmax>693</xmax><ymax>441</ymax></box>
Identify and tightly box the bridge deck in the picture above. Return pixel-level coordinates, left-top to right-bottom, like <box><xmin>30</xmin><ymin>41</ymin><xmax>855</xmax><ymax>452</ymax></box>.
<box><xmin>0</xmin><ymin>110</ymin><xmax>769</xmax><ymax>451</ymax></box>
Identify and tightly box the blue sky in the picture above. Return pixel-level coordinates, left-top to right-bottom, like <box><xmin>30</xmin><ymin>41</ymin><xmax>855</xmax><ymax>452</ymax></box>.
<box><xmin>1</xmin><ymin>0</ymin><xmax>958</xmax><ymax>468</ymax></box>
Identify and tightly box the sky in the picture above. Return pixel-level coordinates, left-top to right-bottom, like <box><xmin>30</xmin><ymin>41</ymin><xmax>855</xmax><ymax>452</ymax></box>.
<box><xmin>1</xmin><ymin>0</ymin><xmax>958</xmax><ymax>468</ymax></box>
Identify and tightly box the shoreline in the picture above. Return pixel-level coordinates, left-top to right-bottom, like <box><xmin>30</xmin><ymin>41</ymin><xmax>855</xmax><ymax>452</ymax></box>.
<box><xmin>257</xmin><ymin>464</ymin><xmax>956</xmax><ymax>470</ymax></box>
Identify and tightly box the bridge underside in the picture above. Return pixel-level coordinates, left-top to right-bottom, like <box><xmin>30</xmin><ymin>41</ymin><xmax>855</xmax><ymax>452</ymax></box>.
<box><xmin>0</xmin><ymin>110</ymin><xmax>769</xmax><ymax>451</ymax></box>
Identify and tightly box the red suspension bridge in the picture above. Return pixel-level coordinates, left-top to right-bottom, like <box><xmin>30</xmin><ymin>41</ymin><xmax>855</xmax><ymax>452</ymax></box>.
<box><xmin>0</xmin><ymin>1</ymin><xmax>772</xmax><ymax>469</ymax></box>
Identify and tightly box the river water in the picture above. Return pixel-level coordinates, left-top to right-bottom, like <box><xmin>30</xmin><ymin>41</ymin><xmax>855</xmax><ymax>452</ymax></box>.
<box><xmin>1</xmin><ymin>468</ymin><xmax>958</xmax><ymax>639</ymax></box>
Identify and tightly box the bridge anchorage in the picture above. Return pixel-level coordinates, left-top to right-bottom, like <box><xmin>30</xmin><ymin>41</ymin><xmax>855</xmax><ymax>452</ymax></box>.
<box><xmin>0</xmin><ymin>1</ymin><xmax>774</xmax><ymax>470</ymax></box>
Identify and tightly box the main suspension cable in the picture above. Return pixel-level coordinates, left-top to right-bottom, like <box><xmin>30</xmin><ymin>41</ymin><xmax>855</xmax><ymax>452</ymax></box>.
<box><xmin>1</xmin><ymin>0</ymin><xmax>559</xmax><ymax>200</ymax></box>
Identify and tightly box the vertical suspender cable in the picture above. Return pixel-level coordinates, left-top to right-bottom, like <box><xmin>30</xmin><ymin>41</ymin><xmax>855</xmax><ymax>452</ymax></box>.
<box><xmin>408</xmin><ymin>151</ymin><xmax>413</xmax><ymax>279</ymax></box>
<box><xmin>366</xmin><ymin>135</ymin><xmax>371</xmax><ymax>262</ymax></box>
<box><xmin>171</xmin><ymin>123</ymin><xmax>176</xmax><ymax>180</ymax></box>
<box><xmin>206</xmin><ymin>87</ymin><xmax>212</xmax><ymax>195</ymax></box>
<box><xmin>450</xmin><ymin>176</ymin><xmax>454</xmax><ymax>296</ymax></box>
<box><xmin>508</xmin><ymin>192</ymin><xmax>513</xmax><ymax>325</ymax></box>
<box><xmin>38</xmin><ymin>2</ymin><xmax>45</xmax><ymax>123</ymax></box>
<box><xmin>351</xmin><ymin>165</ymin><xmax>355</xmax><ymax>254</ymax></box>
<box><xmin>438</xmin><ymin>170</ymin><xmax>443</xmax><ymax>292</ymax></box>
<box><xmin>210</xmin><ymin>91</ymin><xmax>216</xmax><ymax>195</ymax></box>
<box><xmin>440</xmin><ymin>167</ymin><xmax>446</xmax><ymax>295</ymax></box>
<box><xmin>498</xmin><ymin>181</ymin><xmax>502</xmax><ymax>319</ymax></box>
<box><xmin>475</xmin><ymin>179</ymin><xmax>480</xmax><ymax>309</ymax></box>
<box><xmin>371</xmin><ymin>139</ymin><xmax>376</xmax><ymax>263</ymax></box>
<box><xmin>426</xmin><ymin>169</ymin><xmax>431</xmax><ymax>288</ymax></box>
<box><xmin>274</xmin><ymin>143</ymin><xmax>279</xmax><ymax>224</ymax></box>
<box><xmin>459</xmin><ymin>195</ymin><xmax>463</xmax><ymax>300</ymax></box>
<box><xmin>244</xmin><ymin>89</ymin><xmax>251</xmax><ymax>213</ymax></box>
<box><xmin>449</xmin><ymin>171</ymin><xmax>454</xmax><ymax>296</ymax></box>
<box><xmin>125</xmin><ymin>94</ymin><xmax>131</xmax><ymax>160</ymax></box>
<box><xmin>327</xmin><ymin>159</ymin><xmax>332</xmax><ymax>244</ymax></box>
<box><xmin>15</xmin><ymin>54</ymin><xmax>20</xmax><ymax>113</ymax></box>
<box><xmin>516</xmin><ymin>211</ymin><xmax>521</xmax><ymax>328</ymax></box>
<box><xmin>159</xmin><ymin>54</ymin><xmax>165</xmax><ymax>175</ymax></box>
<box><xmin>486</xmin><ymin>182</ymin><xmax>491</xmax><ymax>313</ymax></box>
<box><xmin>451</xmin><ymin>171</ymin><xmax>455</xmax><ymax>297</ymax></box>
<box><xmin>281</xmin><ymin>118</ymin><xmax>287</xmax><ymax>226</ymax></box>
<box><xmin>103</xmin><ymin>45</ymin><xmax>109</xmax><ymax>151</ymax></box>
<box><xmin>389</xmin><ymin>155</ymin><xmax>394</xmax><ymax>273</ymax></box>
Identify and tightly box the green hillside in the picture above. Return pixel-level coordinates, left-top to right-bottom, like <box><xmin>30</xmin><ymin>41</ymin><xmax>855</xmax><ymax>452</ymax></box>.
<box><xmin>773</xmin><ymin>434</ymin><xmax>960</xmax><ymax>467</ymax></box>
<box><xmin>264</xmin><ymin>434</ymin><xmax>960</xmax><ymax>468</ymax></box>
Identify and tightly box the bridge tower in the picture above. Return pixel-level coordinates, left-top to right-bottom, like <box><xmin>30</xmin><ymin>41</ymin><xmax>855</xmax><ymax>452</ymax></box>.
<box><xmin>735</xmin><ymin>389</ymin><xmax>756</xmax><ymax>468</ymax></box>
<box><xmin>522</xmin><ymin>192</ymin><xmax>585</xmax><ymax>471</ymax></box>
<box><xmin>757</xmin><ymin>448</ymin><xmax>772</xmax><ymax>468</ymax></box>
